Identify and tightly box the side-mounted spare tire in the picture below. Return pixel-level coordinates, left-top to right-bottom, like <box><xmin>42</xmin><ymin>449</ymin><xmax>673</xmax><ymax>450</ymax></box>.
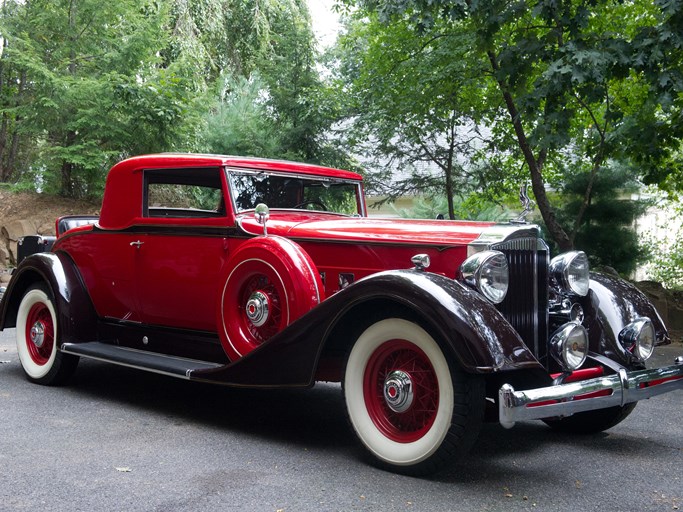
<box><xmin>218</xmin><ymin>236</ymin><xmax>324</xmax><ymax>361</ymax></box>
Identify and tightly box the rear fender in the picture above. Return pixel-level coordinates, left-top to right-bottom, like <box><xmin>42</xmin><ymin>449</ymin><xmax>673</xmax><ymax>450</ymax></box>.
<box><xmin>0</xmin><ymin>252</ymin><xmax>97</xmax><ymax>344</ymax></box>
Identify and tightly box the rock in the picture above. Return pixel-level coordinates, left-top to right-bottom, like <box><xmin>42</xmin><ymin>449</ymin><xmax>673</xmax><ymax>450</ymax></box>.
<box><xmin>2</xmin><ymin>219</ymin><xmax>37</xmax><ymax>242</ymax></box>
<box><xmin>8</xmin><ymin>241</ymin><xmax>17</xmax><ymax>266</ymax></box>
<box><xmin>37</xmin><ymin>221</ymin><xmax>55</xmax><ymax>236</ymax></box>
<box><xmin>668</xmin><ymin>301</ymin><xmax>683</xmax><ymax>330</ymax></box>
<box><xmin>0</xmin><ymin>246</ymin><xmax>8</xmax><ymax>267</ymax></box>
<box><xmin>636</xmin><ymin>280</ymin><xmax>669</xmax><ymax>325</ymax></box>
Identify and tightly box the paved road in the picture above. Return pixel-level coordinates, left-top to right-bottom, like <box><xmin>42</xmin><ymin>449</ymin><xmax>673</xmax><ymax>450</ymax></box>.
<box><xmin>1</xmin><ymin>327</ymin><xmax>681</xmax><ymax>512</ymax></box>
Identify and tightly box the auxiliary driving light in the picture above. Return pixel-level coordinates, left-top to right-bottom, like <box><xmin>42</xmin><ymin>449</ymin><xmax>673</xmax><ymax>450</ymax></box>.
<box><xmin>550</xmin><ymin>322</ymin><xmax>589</xmax><ymax>371</ymax></box>
<box><xmin>619</xmin><ymin>318</ymin><xmax>656</xmax><ymax>362</ymax></box>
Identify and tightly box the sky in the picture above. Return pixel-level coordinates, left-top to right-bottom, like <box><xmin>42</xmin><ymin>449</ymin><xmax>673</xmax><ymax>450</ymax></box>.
<box><xmin>306</xmin><ymin>0</ymin><xmax>342</xmax><ymax>49</ymax></box>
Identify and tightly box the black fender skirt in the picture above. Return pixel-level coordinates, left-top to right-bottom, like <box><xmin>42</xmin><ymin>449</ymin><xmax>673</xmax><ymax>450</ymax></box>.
<box><xmin>192</xmin><ymin>270</ymin><xmax>543</xmax><ymax>387</ymax></box>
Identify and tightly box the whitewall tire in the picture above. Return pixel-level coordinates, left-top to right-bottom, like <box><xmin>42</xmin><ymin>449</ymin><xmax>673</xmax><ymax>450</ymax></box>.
<box><xmin>16</xmin><ymin>284</ymin><xmax>78</xmax><ymax>385</ymax></box>
<box><xmin>343</xmin><ymin>318</ymin><xmax>483</xmax><ymax>475</ymax></box>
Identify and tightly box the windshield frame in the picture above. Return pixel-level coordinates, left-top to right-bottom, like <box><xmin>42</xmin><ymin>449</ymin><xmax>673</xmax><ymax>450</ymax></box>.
<box><xmin>225</xmin><ymin>166</ymin><xmax>366</xmax><ymax>217</ymax></box>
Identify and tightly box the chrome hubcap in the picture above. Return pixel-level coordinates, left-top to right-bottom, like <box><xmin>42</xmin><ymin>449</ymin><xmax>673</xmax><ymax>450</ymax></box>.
<box><xmin>245</xmin><ymin>291</ymin><xmax>270</xmax><ymax>327</ymax></box>
<box><xmin>30</xmin><ymin>321</ymin><xmax>46</xmax><ymax>348</ymax></box>
<box><xmin>383</xmin><ymin>370</ymin><xmax>414</xmax><ymax>413</ymax></box>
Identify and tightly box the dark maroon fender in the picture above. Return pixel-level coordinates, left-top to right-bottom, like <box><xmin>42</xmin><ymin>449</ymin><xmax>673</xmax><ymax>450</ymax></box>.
<box><xmin>0</xmin><ymin>252</ymin><xmax>98</xmax><ymax>344</ymax></box>
<box><xmin>191</xmin><ymin>270</ymin><xmax>543</xmax><ymax>387</ymax></box>
<box><xmin>585</xmin><ymin>272</ymin><xmax>669</xmax><ymax>367</ymax></box>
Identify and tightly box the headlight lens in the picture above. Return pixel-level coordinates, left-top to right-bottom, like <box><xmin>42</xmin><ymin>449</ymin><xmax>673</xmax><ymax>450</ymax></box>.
<box><xmin>619</xmin><ymin>318</ymin><xmax>655</xmax><ymax>362</ymax></box>
<box><xmin>549</xmin><ymin>251</ymin><xmax>590</xmax><ymax>296</ymax></box>
<box><xmin>460</xmin><ymin>250</ymin><xmax>509</xmax><ymax>304</ymax></box>
<box><xmin>550</xmin><ymin>322</ymin><xmax>588</xmax><ymax>371</ymax></box>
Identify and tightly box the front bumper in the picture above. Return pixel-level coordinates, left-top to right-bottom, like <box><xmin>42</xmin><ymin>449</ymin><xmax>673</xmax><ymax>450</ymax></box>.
<box><xmin>499</xmin><ymin>357</ymin><xmax>683</xmax><ymax>429</ymax></box>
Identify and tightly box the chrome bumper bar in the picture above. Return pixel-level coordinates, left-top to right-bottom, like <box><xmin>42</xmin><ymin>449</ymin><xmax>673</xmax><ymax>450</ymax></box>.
<box><xmin>499</xmin><ymin>358</ymin><xmax>683</xmax><ymax>429</ymax></box>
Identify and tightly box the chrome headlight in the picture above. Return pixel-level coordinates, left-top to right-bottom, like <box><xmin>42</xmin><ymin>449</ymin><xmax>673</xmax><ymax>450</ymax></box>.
<box><xmin>460</xmin><ymin>250</ymin><xmax>509</xmax><ymax>304</ymax></box>
<box><xmin>549</xmin><ymin>251</ymin><xmax>590</xmax><ymax>296</ymax></box>
<box><xmin>550</xmin><ymin>322</ymin><xmax>588</xmax><ymax>371</ymax></box>
<box><xmin>619</xmin><ymin>318</ymin><xmax>655</xmax><ymax>362</ymax></box>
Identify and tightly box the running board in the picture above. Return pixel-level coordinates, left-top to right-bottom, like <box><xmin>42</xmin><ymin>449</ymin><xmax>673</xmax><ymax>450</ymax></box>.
<box><xmin>61</xmin><ymin>342</ymin><xmax>224</xmax><ymax>379</ymax></box>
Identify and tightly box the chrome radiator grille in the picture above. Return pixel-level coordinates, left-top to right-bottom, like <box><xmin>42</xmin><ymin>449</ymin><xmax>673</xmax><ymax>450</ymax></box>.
<box><xmin>493</xmin><ymin>237</ymin><xmax>549</xmax><ymax>364</ymax></box>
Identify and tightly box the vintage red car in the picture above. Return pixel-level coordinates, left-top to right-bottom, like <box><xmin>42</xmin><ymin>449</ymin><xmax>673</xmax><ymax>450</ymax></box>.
<box><xmin>1</xmin><ymin>153</ymin><xmax>682</xmax><ymax>475</ymax></box>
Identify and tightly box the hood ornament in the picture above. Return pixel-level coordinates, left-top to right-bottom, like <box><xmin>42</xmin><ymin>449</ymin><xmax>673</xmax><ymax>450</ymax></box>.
<box><xmin>513</xmin><ymin>183</ymin><xmax>535</xmax><ymax>224</ymax></box>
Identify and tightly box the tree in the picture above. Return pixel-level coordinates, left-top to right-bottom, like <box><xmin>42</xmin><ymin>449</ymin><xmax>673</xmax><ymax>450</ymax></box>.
<box><xmin>334</xmin><ymin>13</ymin><xmax>502</xmax><ymax>219</ymax></box>
<box><xmin>554</xmin><ymin>162</ymin><xmax>650</xmax><ymax>274</ymax></box>
<box><xmin>201</xmin><ymin>0</ymin><xmax>357</xmax><ymax>169</ymax></box>
<box><xmin>202</xmin><ymin>73</ymin><xmax>281</xmax><ymax>157</ymax></box>
<box><xmin>0</xmin><ymin>0</ymin><xmax>34</xmax><ymax>182</ymax></box>
<box><xmin>341</xmin><ymin>0</ymin><xmax>683</xmax><ymax>250</ymax></box>
<box><xmin>0</xmin><ymin>0</ymin><xmax>199</xmax><ymax>197</ymax></box>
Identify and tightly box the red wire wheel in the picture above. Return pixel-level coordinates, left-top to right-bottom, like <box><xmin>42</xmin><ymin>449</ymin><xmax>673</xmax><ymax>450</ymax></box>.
<box><xmin>363</xmin><ymin>340</ymin><xmax>439</xmax><ymax>443</ymax></box>
<box><xmin>24</xmin><ymin>302</ymin><xmax>55</xmax><ymax>365</ymax></box>
<box><xmin>218</xmin><ymin>236</ymin><xmax>324</xmax><ymax>361</ymax></box>
<box><xmin>344</xmin><ymin>318</ymin><xmax>484</xmax><ymax>475</ymax></box>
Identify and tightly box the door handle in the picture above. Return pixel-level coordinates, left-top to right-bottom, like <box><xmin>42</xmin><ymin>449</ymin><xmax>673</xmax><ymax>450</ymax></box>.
<box><xmin>130</xmin><ymin>240</ymin><xmax>144</xmax><ymax>248</ymax></box>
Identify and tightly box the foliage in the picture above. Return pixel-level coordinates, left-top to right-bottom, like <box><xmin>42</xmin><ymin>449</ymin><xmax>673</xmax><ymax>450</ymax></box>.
<box><xmin>199</xmin><ymin>0</ymin><xmax>356</xmax><ymax>170</ymax></box>
<box><xmin>0</xmin><ymin>0</ymin><xmax>200</xmax><ymax>197</ymax></box>
<box><xmin>0</xmin><ymin>0</ymin><xmax>351</xmax><ymax>197</ymax></box>
<box><xmin>646</xmin><ymin>205</ymin><xmax>683</xmax><ymax>289</ymax></box>
<box><xmin>553</xmin><ymin>163</ymin><xmax>650</xmax><ymax>274</ymax></box>
<box><xmin>202</xmin><ymin>73</ymin><xmax>281</xmax><ymax>157</ymax></box>
<box><xmin>333</xmin><ymin>12</ymin><xmax>502</xmax><ymax>219</ymax></box>
<box><xmin>339</xmin><ymin>0</ymin><xmax>683</xmax><ymax>251</ymax></box>
<box><xmin>391</xmin><ymin>194</ymin><xmax>514</xmax><ymax>222</ymax></box>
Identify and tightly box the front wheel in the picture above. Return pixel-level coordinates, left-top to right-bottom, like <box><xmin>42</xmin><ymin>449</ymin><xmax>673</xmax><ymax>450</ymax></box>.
<box><xmin>543</xmin><ymin>403</ymin><xmax>637</xmax><ymax>434</ymax></box>
<box><xmin>16</xmin><ymin>284</ymin><xmax>78</xmax><ymax>385</ymax></box>
<box><xmin>343</xmin><ymin>318</ymin><xmax>484</xmax><ymax>475</ymax></box>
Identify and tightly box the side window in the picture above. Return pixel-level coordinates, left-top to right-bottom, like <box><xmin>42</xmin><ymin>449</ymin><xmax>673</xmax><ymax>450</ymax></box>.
<box><xmin>144</xmin><ymin>167</ymin><xmax>225</xmax><ymax>218</ymax></box>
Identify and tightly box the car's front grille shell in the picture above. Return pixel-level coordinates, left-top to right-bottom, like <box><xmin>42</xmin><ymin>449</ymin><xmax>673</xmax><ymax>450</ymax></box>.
<box><xmin>492</xmin><ymin>237</ymin><xmax>549</xmax><ymax>365</ymax></box>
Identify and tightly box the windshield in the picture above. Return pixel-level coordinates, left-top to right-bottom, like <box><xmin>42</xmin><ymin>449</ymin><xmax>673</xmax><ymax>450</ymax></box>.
<box><xmin>227</xmin><ymin>169</ymin><xmax>362</xmax><ymax>215</ymax></box>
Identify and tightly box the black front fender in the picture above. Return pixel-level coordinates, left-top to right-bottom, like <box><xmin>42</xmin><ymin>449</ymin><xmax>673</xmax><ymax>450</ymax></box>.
<box><xmin>586</xmin><ymin>272</ymin><xmax>669</xmax><ymax>366</ymax></box>
<box><xmin>0</xmin><ymin>252</ymin><xmax>97</xmax><ymax>344</ymax></box>
<box><xmin>192</xmin><ymin>270</ymin><xmax>543</xmax><ymax>387</ymax></box>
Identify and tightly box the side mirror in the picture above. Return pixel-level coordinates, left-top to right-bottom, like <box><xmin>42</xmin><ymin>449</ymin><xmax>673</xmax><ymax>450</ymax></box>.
<box><xmin>254</xmin><ymin>203</ymin><xmax>270</xmax><ymax>236</ymax></box>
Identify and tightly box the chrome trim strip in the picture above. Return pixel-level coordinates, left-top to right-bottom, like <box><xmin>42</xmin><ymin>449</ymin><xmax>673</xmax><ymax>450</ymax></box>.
<box><xmin>499</xmin><ymin>360</ymin><xmax>683</xmax><ymax>429</ymax></box>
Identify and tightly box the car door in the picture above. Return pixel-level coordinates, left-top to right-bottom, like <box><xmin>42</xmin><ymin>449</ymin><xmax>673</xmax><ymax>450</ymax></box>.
<box><xmin>134</xmin><ymin>166</ymin><xmax>231</xmax><ymax>332</ymax></box>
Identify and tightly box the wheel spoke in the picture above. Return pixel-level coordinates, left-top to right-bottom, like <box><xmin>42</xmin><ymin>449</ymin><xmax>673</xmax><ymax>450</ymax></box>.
<box><xmin>364</xmin><ymin>340</ymin><xmax>440</xmax><ymax>442</ymax></box>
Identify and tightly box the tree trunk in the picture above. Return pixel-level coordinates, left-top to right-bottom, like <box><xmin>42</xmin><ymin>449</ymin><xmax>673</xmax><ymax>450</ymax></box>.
<box><xmin>486</xmin><ymin>51</ymin><xmax>573</xmax><ymax>251</ymax></box>
<box><xmin>0</xmin><ymin>115</ymin><xmax>8</xmax><ymax>181</ymax></box>
<box><xmin>0</xmin><ymin>35</ymin><xmax>9</xmax><ymax>181</ymax></box>
<box><xmin>61</xmin><ymin>158</ymin><xmax>74</xmax><ymax>197</ymax></box>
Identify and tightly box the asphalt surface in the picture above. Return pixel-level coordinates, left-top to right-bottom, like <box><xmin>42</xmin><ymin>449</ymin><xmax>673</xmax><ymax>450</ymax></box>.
<box><xmin>1</xmin><ymin>327</ymin><xmax>681</xmax><ymax>512</ymax></box>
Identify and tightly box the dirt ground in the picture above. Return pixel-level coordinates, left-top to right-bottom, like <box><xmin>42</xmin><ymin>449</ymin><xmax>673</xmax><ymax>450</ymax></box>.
<box><xmin>0</xmin><ymin>188</ymin><xmax>99</xmax><ymax>276</ymax></box>
<box><xmin>0</xmin><ymin>188</ymin><xmax>99</xmax><ymax>234</ymax></box>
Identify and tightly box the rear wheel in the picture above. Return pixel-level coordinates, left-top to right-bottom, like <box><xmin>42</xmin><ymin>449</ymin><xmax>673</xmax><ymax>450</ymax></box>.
<box><xmin>343</xmin><ymin>318</ymin><xmax>484</xmax><ymax>475</ymax></box>
<box><xmin>16</xmin><ymin>284</ymin><xmax>78</xmax><ymax>385</ymax></box>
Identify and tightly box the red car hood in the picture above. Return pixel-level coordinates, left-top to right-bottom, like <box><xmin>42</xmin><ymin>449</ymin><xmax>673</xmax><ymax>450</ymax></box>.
<box><xmin>237</xmin><ymin>212</ymin><xmax>495</xmax><ymax>247</ymax></box>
